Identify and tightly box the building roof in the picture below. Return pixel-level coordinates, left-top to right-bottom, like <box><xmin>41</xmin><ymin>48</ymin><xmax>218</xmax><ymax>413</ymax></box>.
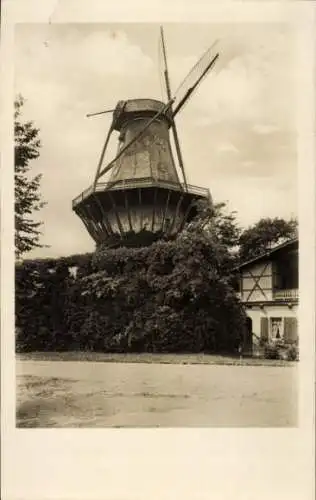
<box><xmin>233</xmin><ymin>238</ymin><xmax>298</xmax><ymax>272</ymax></box>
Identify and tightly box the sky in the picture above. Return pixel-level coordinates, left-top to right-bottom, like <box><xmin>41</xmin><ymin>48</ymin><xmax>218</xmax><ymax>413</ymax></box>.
<box><xmin>14</xmin><ymin>22</ymin><xmax>298</xmax><ymax>258</ymax></box>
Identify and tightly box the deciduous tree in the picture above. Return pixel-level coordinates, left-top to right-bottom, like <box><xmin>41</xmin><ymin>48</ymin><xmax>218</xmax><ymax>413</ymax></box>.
<box><xmin>239</xmin><ymin>217</ymin><xmax>298</xmax><ymax>262</ymax></box>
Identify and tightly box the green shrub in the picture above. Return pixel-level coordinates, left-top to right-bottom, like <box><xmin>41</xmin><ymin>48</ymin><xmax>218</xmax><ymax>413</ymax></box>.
<box><xmin>263</xmin><ymin>341</ymin><xmax>299</xmax><ymax>361</ymax></box>
<box><xmin>264</xmin><ymin>343</ymin><xmax>280</xmax><ymax>360</ymax></box>
<box><xmin>15</xmin><ymin>233</ymin><xmax>246</xmax><ymax>354</ymax></box>
<box><xmin>286</xmin><ymin>344</ymin><xmax>299</xmax><ymax>361</ymax></box>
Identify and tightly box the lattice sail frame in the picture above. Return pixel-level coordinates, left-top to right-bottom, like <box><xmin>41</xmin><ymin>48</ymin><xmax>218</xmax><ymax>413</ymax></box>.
<box><xmin>72</xmin><ymin>28</ymin><xmax>219</xmax><ymax>247</ymax></box>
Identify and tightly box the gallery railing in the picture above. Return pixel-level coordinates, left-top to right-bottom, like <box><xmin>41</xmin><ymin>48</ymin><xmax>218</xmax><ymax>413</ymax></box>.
<box><xmin>72</xmin><ymin>177</ymin><xmax>211</xmax><ymax>208</ymax></box>
<box><xmin>273</xmin><ymin>289</ymin><xmax>299</xmax><ymax>300</ymax></box>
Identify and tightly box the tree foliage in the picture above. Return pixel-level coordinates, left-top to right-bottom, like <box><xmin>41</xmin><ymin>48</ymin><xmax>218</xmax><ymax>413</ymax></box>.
<box><xmin>186</xmin><ymin>200</ymin><xmax>241</xmax><ymax>248</ymax></box>
<box><xmin>16</xmin><ymin>227</ymin><xmax>246</xmax><ymax>354</ymax></box>
<box><xmin>15</xmin><ymin>95</ymin><xmax>46</xmax><ymax>258</ymax></box>
<box><xmin>16</xmin><ymin>195</ymin><xmax>298</xmax><ymax>354</ymax></box>
<box><xmin>239</xmin><ymin>217</ymin><xmax>298</xmax><ymax>262</ymax></box>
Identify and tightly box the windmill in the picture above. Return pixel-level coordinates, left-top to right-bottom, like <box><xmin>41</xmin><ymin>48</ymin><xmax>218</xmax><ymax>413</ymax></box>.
<box><xmin>72</xmin><ymin>27</ymin><xmax>219</xmax><ymax>248</ymax></box>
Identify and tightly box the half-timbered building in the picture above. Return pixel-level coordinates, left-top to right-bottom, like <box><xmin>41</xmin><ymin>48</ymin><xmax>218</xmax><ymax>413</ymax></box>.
<box><xmin>235</xmin><ymin>238</ymin><xmax>298</xmax><ymax>348</ymax></box>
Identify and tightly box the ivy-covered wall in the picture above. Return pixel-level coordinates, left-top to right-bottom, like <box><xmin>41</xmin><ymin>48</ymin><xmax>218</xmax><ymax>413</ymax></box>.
<box><xmin>15</xmin><ymin>233</ymin><xmax>246</xmax><ymax>353</ymax></box>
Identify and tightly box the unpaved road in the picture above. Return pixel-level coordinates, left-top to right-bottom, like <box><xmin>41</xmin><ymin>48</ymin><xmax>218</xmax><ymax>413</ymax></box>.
<box><xmin>16</xmin><ymin>360</ymin><xmax>298</xmax><ymax>427</ymax></box>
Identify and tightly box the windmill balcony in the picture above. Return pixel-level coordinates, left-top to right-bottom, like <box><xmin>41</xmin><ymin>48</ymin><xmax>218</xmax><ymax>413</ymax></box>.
<box><xmin>72</xmin><ymin>177</ymin><xmax>211</xmax><ymax>247</ymax></box>
<box><xmin>273</xmin><ymin>289</ymin><xmax>299</xmax><ymax>301</ymax></box>
<box><xmin>72</xmin><ymin>177</ymin><xmax>211</xmax><ymax>208</ymax></box>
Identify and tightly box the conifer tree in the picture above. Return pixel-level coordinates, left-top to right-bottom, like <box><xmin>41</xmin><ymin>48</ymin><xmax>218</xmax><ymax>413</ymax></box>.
<box><xmin>15</xmin><ymin>96</ymin><xmax>46</xmax><ymax>258</ymax></box>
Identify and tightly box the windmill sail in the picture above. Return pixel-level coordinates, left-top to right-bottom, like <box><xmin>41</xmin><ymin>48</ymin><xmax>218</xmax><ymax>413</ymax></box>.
<box><xmin>158</xmin><ymin>28</ymin><xmax>169</xmax><ymax>102</ymax></box>
<box><xmin>159</xmin><ymin>26</ymin><xmax>188</xmax><ymax>190</ymax></box>
<box><xmin>172</xmin><ymin>40</ymin><xmax>219</xmax><ymax>117</ymax></box>
<box><xmin>93</xmin><ymin>34</ymin><xmax>220</xmax><ymax>185</ymax></box>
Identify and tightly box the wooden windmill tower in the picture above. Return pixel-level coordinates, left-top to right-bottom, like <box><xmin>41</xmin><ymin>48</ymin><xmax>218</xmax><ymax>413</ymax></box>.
<box><xmin>72</xmin><ymin>27</ymin><xmax>219</xmax><ymax>248</ymax></box>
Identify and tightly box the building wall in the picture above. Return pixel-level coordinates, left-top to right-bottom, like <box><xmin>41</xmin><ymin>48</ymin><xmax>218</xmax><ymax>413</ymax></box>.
<box><xmin>245</xmin><ymin>304</ymin><xmax>298</xmax><ymax>342</ymax></box>
<box><xmin>241</xmin><ymin>261</ymin><xmax>273</xmax><ymax>302</ymax></box>
<box><xmin>239</xmin><ymin>245</ymin><xmax>299</xmax><ymax>345</ymax></box>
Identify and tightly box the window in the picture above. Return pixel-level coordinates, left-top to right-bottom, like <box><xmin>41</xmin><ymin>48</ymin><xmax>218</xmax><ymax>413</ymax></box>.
<box><xmin>273</xmin><ymin>252</ymin><xmax>298</xmax><ymax>290</ymax></box>
<box><xmin>270</xmin><ymin>317</ymin><xmax>283</xmax><ymax>340</ymax></box>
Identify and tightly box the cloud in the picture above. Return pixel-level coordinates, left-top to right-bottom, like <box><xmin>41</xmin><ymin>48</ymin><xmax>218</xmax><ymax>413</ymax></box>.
<box><xmin>253</xmin><ymin>124</ymin><xmax>279</xmax><ymax>135</ymax></box>
<box><xmin>16</xmin><ymin>27</ymin><xmax>154</xmax><ymax>79</ymax></box>
<box><xmin>68</xmin><ymin>30</ymin><xmax>154</xmax><ymax>77</ymax></box>
<box><xmin>15</xmin><ymin>25</ymin><xmax>155</xmax><ymax>117</ymax></box>
<box><xmin>212</xmin><ymin>177</ymin><xmax>297</xmax><ymax>230</ymax></box>
<box><xmin>173</xmin><ymin>26</ymin><xmax>296</xmax><ymax>135</ymax></box>
<box><xmin>217</xmin><ymin>142</ymin><xmax>239</xmax><ymax>154</ymax></box>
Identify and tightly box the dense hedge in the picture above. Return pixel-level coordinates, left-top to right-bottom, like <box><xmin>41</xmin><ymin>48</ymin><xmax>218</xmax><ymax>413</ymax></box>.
<box><xmin>15</xmin><ymin>253</ymin><xmax>93</xmax><ymax>351</ymax></box>
<box><xmin>15</xmin><ymin>233</ymin><xmax>246</xmax><ymax>353</ymax></box>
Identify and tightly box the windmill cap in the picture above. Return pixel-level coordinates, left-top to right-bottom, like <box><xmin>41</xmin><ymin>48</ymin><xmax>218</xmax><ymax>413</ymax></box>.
<box><xmin>112</xmin><ymin>98</ymin><xmax>173</xmax><ymax>130</ymax></box>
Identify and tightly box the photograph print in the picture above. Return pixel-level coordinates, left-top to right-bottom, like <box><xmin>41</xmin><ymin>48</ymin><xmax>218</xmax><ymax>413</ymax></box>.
<box><xmin>15</xmin><ymin>22</ymin><xmax>298</xmax><ymax>428</ymax></box>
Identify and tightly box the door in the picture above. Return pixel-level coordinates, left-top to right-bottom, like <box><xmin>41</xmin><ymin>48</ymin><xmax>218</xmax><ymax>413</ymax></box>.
<box><xmin>243</xmin><ymin>317</ymin><xmax>253</xmax><ymax>353</ymax></box>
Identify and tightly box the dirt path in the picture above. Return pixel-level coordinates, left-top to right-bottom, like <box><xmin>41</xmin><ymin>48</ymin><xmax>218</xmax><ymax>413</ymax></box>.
<box><xmin>16</xmin><ymin>361</ymin><xmax>298</xmax><ymax>427</ymax></box>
